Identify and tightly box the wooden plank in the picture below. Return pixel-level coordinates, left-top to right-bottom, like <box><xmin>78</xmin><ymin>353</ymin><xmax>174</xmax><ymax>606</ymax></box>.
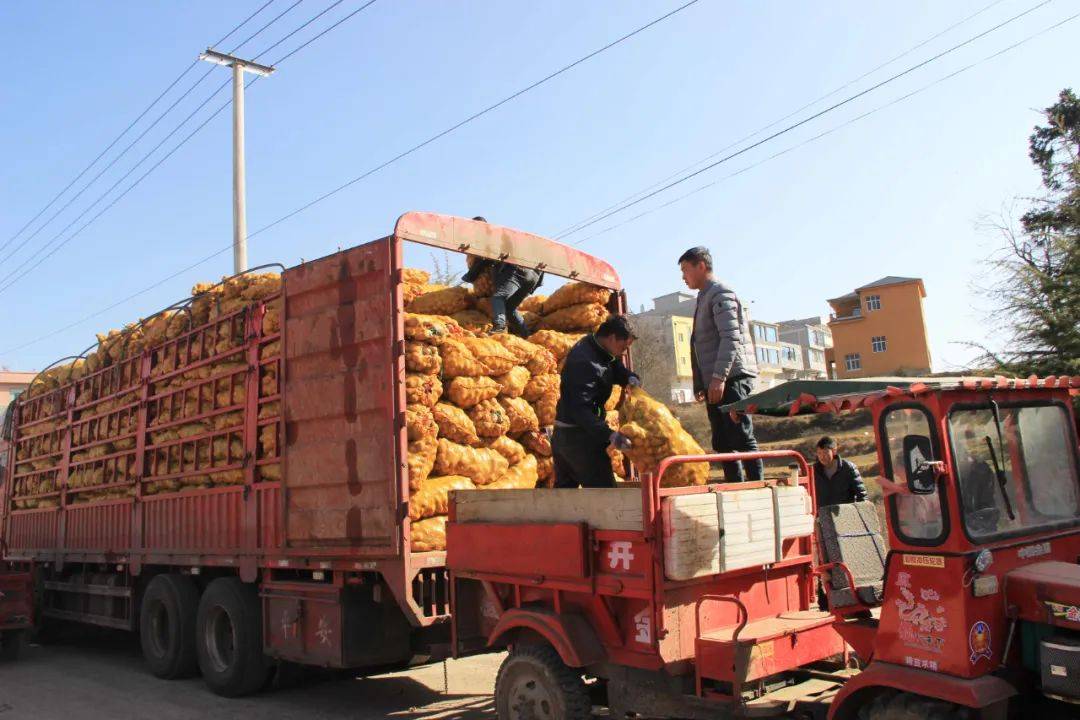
<box><xmin>452</xmin><ymin>488</ymin><xmax>642</xmax><ymax>531</ymax></box>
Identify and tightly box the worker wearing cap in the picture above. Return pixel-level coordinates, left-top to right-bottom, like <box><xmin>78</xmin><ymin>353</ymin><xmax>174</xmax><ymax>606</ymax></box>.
<box><xmin>462</xmin><ymin>217</ymin><xmax>543</xmax><ymax>337</ymax></box>
<box><xmin>552</xmin><ymin>315</ymin><xmax>640</xmax><ymax>489</ymax></box>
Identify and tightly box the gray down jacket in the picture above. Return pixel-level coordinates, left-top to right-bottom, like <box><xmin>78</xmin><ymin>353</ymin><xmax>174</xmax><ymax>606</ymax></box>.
<box><xmin>690</xmin><ymin>279</ymin><xmax>758</xmax><ymax>394</ymax></box>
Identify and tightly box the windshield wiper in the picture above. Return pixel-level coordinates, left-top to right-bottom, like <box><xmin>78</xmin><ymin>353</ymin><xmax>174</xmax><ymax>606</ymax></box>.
<box><xmin>986</xmin><ymin>398</ymin><xmax>1016</xmax><ymax>521</ymax></box>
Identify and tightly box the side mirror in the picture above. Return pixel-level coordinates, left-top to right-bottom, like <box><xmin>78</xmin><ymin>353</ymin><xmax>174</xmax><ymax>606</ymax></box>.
<box><xmin>902</xmin><ymin>434</ymin><xmax>936</xmax><ymax>495</ymax></box>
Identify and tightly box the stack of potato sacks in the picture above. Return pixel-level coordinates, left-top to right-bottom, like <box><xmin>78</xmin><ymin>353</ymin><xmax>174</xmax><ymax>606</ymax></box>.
<box><xmin>404</xmin><ymin>270</ymin><xmax>634</xmax><ymax>552</ymax></box>
<box><xmin>9</xmin><ymin>273</ymin><xmax>282</xmax><ymax>509</ymax></box>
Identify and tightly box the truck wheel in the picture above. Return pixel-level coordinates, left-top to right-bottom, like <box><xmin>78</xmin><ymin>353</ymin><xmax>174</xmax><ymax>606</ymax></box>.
<box><xmin>495</xmin><ymin>644</ymin><xmax>591</xmax><ymax>720</ymax></box>
<box><xmin>140</xmin><ymin>573</ymin><xmax>200</xmax><ymax>679</ymax></box>
<box><xmin>0</xmin><ymin>630</ymin><xmax>26</xmax><ymax>661</ymax></box>
<box><xmin>196</xmin><ymin>578</ymin><xmax>269</xmax><ymax>697</ymax></box>
<box><xmin>859</xmin><ymin>691</ymin><xmax>971</xmax><ymax>719</ymax></box>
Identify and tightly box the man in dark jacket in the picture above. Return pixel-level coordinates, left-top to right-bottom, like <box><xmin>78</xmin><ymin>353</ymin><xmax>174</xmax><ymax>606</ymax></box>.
<box><xmin>679</xmin><ymin>246</ymin><xmax>762</xmax><ymax>482</ymax></box>
<box><xmin>812</xmin><ymin>436</ymin><xmax>868</xmax><ymax>508</ymax></box>
<box><xmin>461</xmin><ymin>218</ymin><xmax>543</xmax><ymax>337</ymax></box>
<box><xmin>552</xmin><ymin>315</ymin><xmax>640</xmax><ymax>489</ymax></box>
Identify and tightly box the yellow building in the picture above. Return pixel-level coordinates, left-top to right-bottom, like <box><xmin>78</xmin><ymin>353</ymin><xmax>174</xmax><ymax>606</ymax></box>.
<box><xmin>826</xmin><ymin>277</ymin><xmax>932</xmax><ymax>379</ymax></box>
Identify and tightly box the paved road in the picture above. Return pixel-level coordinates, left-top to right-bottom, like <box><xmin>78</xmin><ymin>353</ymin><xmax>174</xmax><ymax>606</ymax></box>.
<box><xmin>0</xmin><ymin>631</ymin><xmax>505</xmax><ymax>720</ymax></box>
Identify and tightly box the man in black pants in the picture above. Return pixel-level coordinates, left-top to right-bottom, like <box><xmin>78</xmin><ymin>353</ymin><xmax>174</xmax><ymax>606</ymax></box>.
<box><xmin>461</xmin><ymin>217</ymin><xmax>543</xmax><ymax>337</ymax></box>
<box><xmin>678</xmin><ymin>246</ymin><xmax>762</xmax><ymax>482</ymax></box>
<box><xmin>552</xmin><ymin>315</ymin><xmax>640</xmax><ymax>489</ymax></box>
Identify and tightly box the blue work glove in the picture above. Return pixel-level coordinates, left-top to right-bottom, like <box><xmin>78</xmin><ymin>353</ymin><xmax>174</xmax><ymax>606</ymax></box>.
<box><xmin>609</xmin><ymin>432</ymin><xmax>633</xmax><ymax>451</ymax></box>
<box><xmin>627</xmin><ymin>374</ymin><xmax>642</xmax><ymax>388</ymax></box>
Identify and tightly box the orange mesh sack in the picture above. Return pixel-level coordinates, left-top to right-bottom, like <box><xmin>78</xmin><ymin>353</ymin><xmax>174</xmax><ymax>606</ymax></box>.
<box><xmin>488</xmin><ymin>333</ymin><xmax>542</xmax><ymax>364</ymax></box>
<box><xmin>523</xmin><ymin>373</ymin><xmax>560</xmax><ymax>403</ymax></box>
<box><xmin>519</xmin><ymin>294</ymin><xmax>547</xmax><ymax>314</ymax></box>
<box><xmin>525</xmin><ymin>345</ymin><xmax>557</xmax><ymax>375</ymax></box>
<box><xmin>618</xmin><ymin>386</ymin><xmax>708</xmax><ymax>487</ymax></box>
<box><xmin>445</xmin><ymin>376</ymin><xmax>501</xmax><ymax>408</ymax></box>
<box><xmin>432</xmin><ymin>403</ymin><xmax>480</xmax><ymax>445</ymax></box>
<box><xmin>605</xmin><ymin>385</ymin><xmax>622</xmax><ymax>412</ymax></box>
<box><xmin>407</xmin><ymin>286</ymin><xmax>471</xmax><ymax>315</ymax></box>
<box><xmin>405</xmin><ymin>313</ymin><xmax>461</xmax><ymax>344</ymax></box>
<box><xmin>486</xmin><ymin>455</ymin><xmax>538</xmax><ymax>490</ymax></box>
<box><xmin>543</xmin><ymin>282</ymin><xmax>611</xmax><ymax>313</ymax></box>
<box><xmin>523</xmin><ymin>311</ymin><xmax>542</xmax><ymax>334</ymax></box>
<box><xmin>482</xmin><ymin>435</ymin><xmax>527</xmax><ymax>465</ymax></box>
<box><xmin>410</xmin><ymin>515</ymin><xmax>447</xmax><ymax>552</ymax></box>
<box><xmin>406</xmin><ymin>404</ymin><xmax>437</xmax><ymax>441</ymax></box>
<box><xmin>403</xmin><ymin>283</ymin><xmax>428</xmax><ymax>305</ymax></box>
<box><xmin>460</xmin><ymin>337</ymin><xmax>517</xmax><ymax>375</ymax></box>
<box><xmin>405</xmin><ymin>341</ymin><xmax>442</xmax><ymax>374</ymax></box>
<box><xmin>499</xmin><ymin>396</ymin><xmax>540</xmax><ymax>434</ymax></box>
<box><xmin>439</xmin><ymin>338</ymin><xmax>489</xmax><ymax>377</ymax></box>
<box><xmin>402</xmin><ymin>268</ymin><xmax>431</xmax><ymax>285</ymax></box>
<box><xmin>609</xmin><ymin>447</ymin><xmax>626</xmax><ymax>479</ymax></box>
<box><xmin>540</xmin><ymin>303</ymin><xmax>609</xmax><ymax>333</ymax></box>
<box><xmin>536</xmin><ymin>455</ymin><xmax>555</xmax><ymax>488</ymax></box>
<box><xmin>469</xmin><ymin>268</ymin><xmax>494</xmax><ymax>297</ymax></box>
<box><xmin>517</xmin><ymin>430</ymin><xmax>552</xmax><ymax>457</ymax></box>
<box><xmin>407</xmin><ymin>436</ymin><xmax>438</xmax><ymax>490</ymax></box>
<box><xmin>532</xmin><ymin>391</ymin><xmax>558</xmax><ymax>428</ymax></box>
<box><xmin>529</xmin><ymin>330</ymin><xmax>583</xmax><ymax>361</ymax></box>
<box><xmin>405</xmin><ymin>373</ymin><xmax>443</xmax><ymax>407</ymax></box>
<box><xmin>468</xmin><ymin>399</ymin><xmax>511</xmax><ymax>438</ymax></box>
<box><xmin>408</xmin><ymin>475</ymin><xmax>474</xmax><ymax>520</ymax></box>
<box><xmin>495</xmin><ymin>366</ymin><xmax>529</xmax><ymax>398</ymax></box>
<box><xmin>451</xmin><ymin>310</ymin><xmax>492</xmax><ymax>334</ymax></box>
<box><xmin>435</xmin><ymin>438</ymin><xmax>509</xmax><ymax>486</ymax></box>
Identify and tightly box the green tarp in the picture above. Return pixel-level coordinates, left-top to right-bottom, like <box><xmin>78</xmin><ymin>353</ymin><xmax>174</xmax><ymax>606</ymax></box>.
<box><xmin>719</xmin><ymin>377</ymin><xmax>964</xmax><ymax>416</ymax></box>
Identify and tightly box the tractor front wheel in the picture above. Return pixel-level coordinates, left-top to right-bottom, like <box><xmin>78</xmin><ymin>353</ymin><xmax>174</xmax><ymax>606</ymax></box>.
<box><xmin>495</xmin><ymin>644</ymin><xmax>591</xmax><ymax>720</ymax></box>
<box><xmin>859</xmin><ymin>691</ymin><xmax>972</xmax><ymax>719</ymax></box>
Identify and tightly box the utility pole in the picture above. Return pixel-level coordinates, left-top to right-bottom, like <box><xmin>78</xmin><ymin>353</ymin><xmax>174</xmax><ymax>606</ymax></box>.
<box><xmin>198</xmin><ymin>49</ymin><xmax>275</xmax><ymax>274</ymax></box>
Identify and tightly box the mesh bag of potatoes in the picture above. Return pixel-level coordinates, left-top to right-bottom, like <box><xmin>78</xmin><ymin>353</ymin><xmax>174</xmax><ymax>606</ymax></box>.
<box><xmin>542</xmin><ymin>281</ymin><xmax>611</xmax><ymax>313</ymax></box>
<box><xmin>406</xmin><ymin>285</ymin><xmax>471</xmax><ymax>315</ymax></box>
<box><xmin>539</xmin><ymin>303</ymin><xmax>610</xmax><ymax>333</ymax></box>
<box><xmin>618</xmin><ymin>386</ymin><xmax>708</xmax><ymax>487</ymax></box>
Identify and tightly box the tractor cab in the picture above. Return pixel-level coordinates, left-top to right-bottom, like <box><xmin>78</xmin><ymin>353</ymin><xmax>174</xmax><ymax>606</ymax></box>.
<box><xmin>726</xmin><ymin>375</ymin><xmax>1080</xmax><ymax>718</ymax></box>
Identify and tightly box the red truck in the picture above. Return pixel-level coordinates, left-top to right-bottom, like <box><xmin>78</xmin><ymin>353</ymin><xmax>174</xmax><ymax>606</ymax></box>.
<box><xmin>0</xmin><ymin>212</ymin><xmax>622</xmax><ymax>695</ymax></box>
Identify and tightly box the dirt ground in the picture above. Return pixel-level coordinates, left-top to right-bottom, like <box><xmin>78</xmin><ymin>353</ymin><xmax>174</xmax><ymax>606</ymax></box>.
<box><xmin>0</xmin><ymin>632</ymin><xmax>505</xmax><ymax>720</ymax></box>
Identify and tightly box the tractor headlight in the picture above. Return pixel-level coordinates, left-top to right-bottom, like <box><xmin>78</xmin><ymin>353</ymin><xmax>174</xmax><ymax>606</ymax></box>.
<box><xmin>974</xmin><ymin>549</ymin><xmax>993</xmax><ymax>573</ymax></box>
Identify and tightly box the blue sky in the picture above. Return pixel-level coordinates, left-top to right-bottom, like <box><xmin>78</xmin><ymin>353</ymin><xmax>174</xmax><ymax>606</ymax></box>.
<box><xmin>1</xmin><ymin>0</ymin><xmax>1076</xmax><ymax>372</ymax></box>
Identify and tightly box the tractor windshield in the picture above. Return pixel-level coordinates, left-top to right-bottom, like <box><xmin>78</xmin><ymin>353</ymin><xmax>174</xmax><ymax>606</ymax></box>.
<box><xmin>949</xmin><ymin>403</ymin><xmax>1080</xmax><ymax>542</ymax></box>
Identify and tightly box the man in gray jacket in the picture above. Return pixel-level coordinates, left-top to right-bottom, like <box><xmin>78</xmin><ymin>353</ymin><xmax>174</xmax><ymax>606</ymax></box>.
<box><xmin>679</xmin><ymin>246</ymin><xmax>763</xmax><ymax>482</ymax></box>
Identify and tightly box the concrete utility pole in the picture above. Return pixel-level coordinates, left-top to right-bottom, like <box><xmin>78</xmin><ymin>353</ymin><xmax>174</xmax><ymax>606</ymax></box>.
<box><xmin>198</xmin><ymin>49</ymin><xmax>275</xmax><ymax>274</ymax></box>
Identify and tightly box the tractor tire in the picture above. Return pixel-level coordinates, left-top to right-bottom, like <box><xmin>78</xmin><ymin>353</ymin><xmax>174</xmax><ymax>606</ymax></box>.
<box><xmin>858</xmin><ymin>691</ymin><xmax>972</xmax><ymax>720</ymax></box>
<box><xmin>0</xmin><ymin>630</ymin><xmax>26</xmax><ymax>661</ymax></box>
<box><xmin>140</xmin><ymin>573</ymin><xmax>200</xmax><ymax>679</ymax></box>
<box><xmin>195</xmin><ymin>577</ymin><xmax>269</xmax><ymax>697</ymax></box>
<box><xmin>495</xmin><ymin>644</ymin><xmax>591</xmax><ymax>720</ymax></box>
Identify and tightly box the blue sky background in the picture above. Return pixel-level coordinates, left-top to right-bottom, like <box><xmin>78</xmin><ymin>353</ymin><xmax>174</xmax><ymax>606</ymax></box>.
<box><xmin>1</xmin><ymin>0</ymin><xmax>1076</xmax><ymax>372</ymax></box>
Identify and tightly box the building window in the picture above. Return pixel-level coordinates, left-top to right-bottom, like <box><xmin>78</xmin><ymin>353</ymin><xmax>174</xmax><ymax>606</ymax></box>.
<box><xmin>766</xmin><ymin>326</ymin><xmax>777</xmax><ymax>343</ymax></box>
<box><xmin>810</xmin><ymin>348</ymin><xmax>825</xmax><ymax>364</ymax></box>
<box><xmin>872</xmin><ymin>336</ymin><xmax>887</xmax><ymax>353</ymax></box>
<box><xmin>756</xmin><ymin>347</ymin><xmax>766</xmax><ymax>364</ymax></box>
<box><xmin>845</xmin><ymin>353</ymin><xmax>861</xmax><ymax>371</ymax></box>
<box><xmin>865</xmin><ymin>295</ymin><xmax>881</xmax><ymax>311</ymax></box>
<box><xmin>767</xmin><ymin>349</ymin><xmax>779</xmax><ymax>365</ymax></box>
<box><xmin>810</xmin><ymin>329</ymin><xmax>826</xmax><ymax>347</ymax></box>
<box><xmin>782</xmin><ymin>346</ymin><xmax>798</xmax><ymax>363</ymax></box>
<box><xmin>754</xmin><ymin>325</ymin><xmax>766</xmax><ymax>342</ymax></box>
<box><xmin>753</xmin><ymin>325</ymin><xmax>778</xmax><ymax>343</ymax></box>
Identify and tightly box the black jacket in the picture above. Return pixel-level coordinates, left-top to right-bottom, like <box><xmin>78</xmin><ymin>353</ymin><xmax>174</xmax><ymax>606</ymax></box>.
<box><xmin>813</xmin><ymin>456</ymin><xmax>868</xmax><ymax>508</ymax></box>
<box><xmin>462</xmin><ymin>258</ymin><xmax>543</xmax><ymax>291</ymax></box>
<box><xmin>555</xmin><ymin>335</ymin><xmax>635</xmax><ymax>446</ymax></box>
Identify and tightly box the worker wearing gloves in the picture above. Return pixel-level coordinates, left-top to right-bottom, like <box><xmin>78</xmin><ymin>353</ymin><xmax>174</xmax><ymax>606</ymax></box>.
<box><xmin>461</xmin><ymin>217</ymin><xmax>543</xmax><ymax>337</ymax></box>
<box><xmin>552</xmin><ymin>315</ymin><xmax>640</xmax><ymax>489</ymax></box>
<box><xmin>679</xmin><ymin>246</ymin><xmax>763</xmax><ymax>483</ymax></box>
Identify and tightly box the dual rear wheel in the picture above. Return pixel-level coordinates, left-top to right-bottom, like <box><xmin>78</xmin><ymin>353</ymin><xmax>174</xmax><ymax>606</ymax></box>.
<box><xmin>139</xmin><ymin>574</ymin><xmax>268</xmax><ymax>697</ymax></box>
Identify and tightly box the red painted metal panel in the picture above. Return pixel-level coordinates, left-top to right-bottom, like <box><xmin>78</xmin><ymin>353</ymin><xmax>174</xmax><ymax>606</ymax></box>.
<box><xmin>64</xmin><ymin>501</ymin><xmax>132</xmax><ymax>550</ymax></box>
<box><xmin>447</xmin><ymin>523</ymin><xmax>589</xmax><ymax>579</ymax></box>
<box><xmin>282</xmin><ymin>240</ymin><xmax>398</xmax><ymax>550</ymax></box>
<box><xmin>6</xmin><ymin>509</ymin><xmax>59</xmax><ymax>551</ymax></box>
<box><xmin>142</xmin><ymin>489</ymin><xmax>243</xmax><ymax>552</ymax></box>
<box><xmin>257</xmin><ymin>485</ymin><xmax>283</xmax><ymax>550</ymax></box>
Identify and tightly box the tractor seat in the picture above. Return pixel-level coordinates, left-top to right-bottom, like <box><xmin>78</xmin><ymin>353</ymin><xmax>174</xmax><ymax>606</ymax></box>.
<box><xmin>817</xmin><ymin>501</ymin><xmax>887</xmax><ymax>608</ymax></box>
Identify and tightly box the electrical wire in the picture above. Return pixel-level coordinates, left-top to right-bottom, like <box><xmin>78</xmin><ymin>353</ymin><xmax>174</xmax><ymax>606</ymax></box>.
<box><xmin>551</xmin><ymin>0</ymin><xmax>1010</xmax><ymax>240</ymax></box>
<box><xmin>0</xmin><ymin>0</ymin><xmax>280</xmax><ymax>259</ymax></box>
<box><xmin>554</xmin><ymin>0</ymin><xmax>1054</xmax><ymax>240</ymax></box>
<box><xmin>568</xmin><ymin>10</ymin><xmax>1080</xmax><ymax>248</ymax></box>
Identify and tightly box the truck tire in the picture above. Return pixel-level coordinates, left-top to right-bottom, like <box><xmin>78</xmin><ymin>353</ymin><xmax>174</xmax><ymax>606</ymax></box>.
<box><xmin>0</xmin><ymin>630</ymin><xmax>26</xmax><ymax>661</ymax></box>
<box><xmin>859</xmin><ymin>691</ymin><xmax>972</xmax><ymax>719</ymax></box>
<box><xmin>140</xmin><ymin>573</ymin><xmax>200</xmax><ymax>679</ymax></box>
<box><xmin>195</xmin><ymin>578</ymin><xmax>269</xmax><ymax>697</ymax></box>
<box><xmin>495</xmin><ymin>644</ymin><xmax>591</xmax><ymax>720</ymax></box>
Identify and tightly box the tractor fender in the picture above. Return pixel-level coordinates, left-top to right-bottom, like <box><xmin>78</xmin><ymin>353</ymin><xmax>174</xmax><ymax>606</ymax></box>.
<box><xmin>488</xmin><ymin>607</ymin><xmax>606</xmax><ymax>668</ymax></box>
<box><xmin>828</xmin><ymin>661</ymin><xmax>1017</xmax><ymax>720</ymax></box>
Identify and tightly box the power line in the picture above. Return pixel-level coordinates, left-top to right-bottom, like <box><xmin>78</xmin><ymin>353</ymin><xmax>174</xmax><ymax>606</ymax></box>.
<box><xmin>0</xmin><ymin>0</ymin><xmax>700</xmax><ymax>354</ymax></box>
<box><xmin>568</xmin><ymin>10</ymin><xmax>1080</xmax><ymax>247</ymax></box>
<box><xmin>0</xmin><ymin>0</ymin><xmax>280</xmax><ymax>259</ymax></box>
<box><xmin>552</xmin><ymin>0</ymin><xmax>1010</xmax><ymax>239</ymax></box>
<box><xmin>0</xmin><ymin>0</ymin><xmax>383</xmax><ymax>298</ymax></box>
<box><xmin>554</xmin><ymin>0</ymin><xmax>1054</xmax><ymax>240</ymax></box>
